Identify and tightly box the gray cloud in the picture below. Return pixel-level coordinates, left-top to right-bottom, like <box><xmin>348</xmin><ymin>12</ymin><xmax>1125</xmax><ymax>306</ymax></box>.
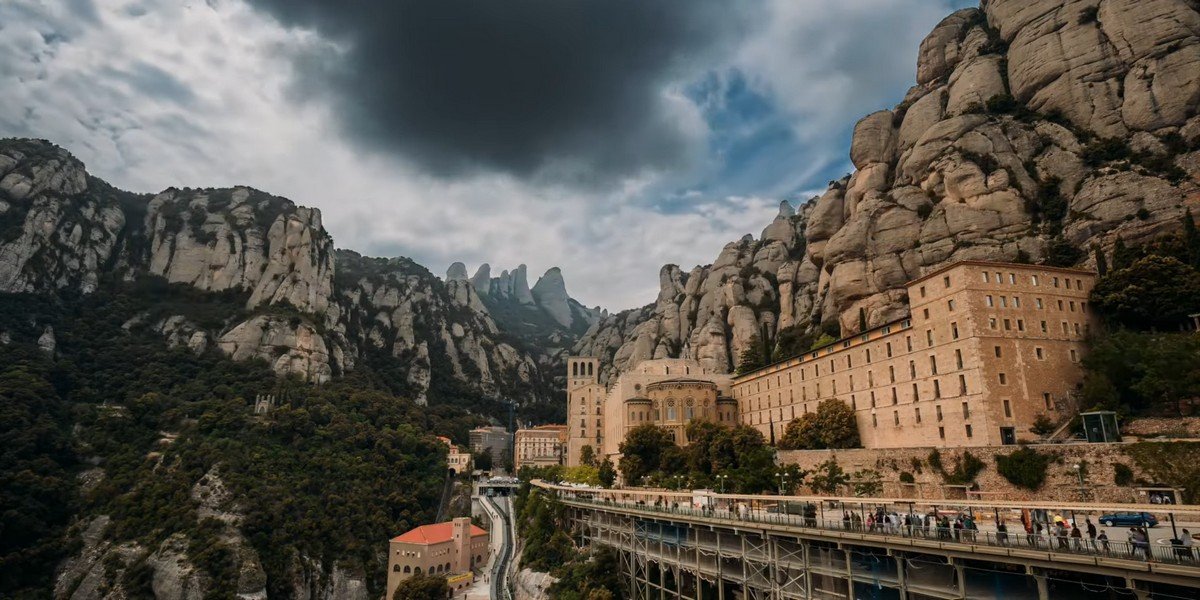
<box><xmin>244</xmin><ymin>0</ymin><xmax>747</xmax><ymax>181</ymax></box>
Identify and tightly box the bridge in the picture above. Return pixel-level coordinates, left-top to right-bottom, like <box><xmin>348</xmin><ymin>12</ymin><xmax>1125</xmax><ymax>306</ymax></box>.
<box><xmin>532</xmin><ymin>481</ymin><xmax>1200</xmax><ymax>600</ymax></box>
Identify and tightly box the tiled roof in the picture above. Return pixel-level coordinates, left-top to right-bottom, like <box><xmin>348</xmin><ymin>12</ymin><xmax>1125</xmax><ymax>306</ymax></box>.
<box><xmin>391</xmin><ymin>522</ymin><xmax>488</xmax><ymax>544</ymax></box>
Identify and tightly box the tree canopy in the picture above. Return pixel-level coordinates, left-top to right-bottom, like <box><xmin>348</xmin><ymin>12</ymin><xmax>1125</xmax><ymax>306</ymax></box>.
<box><xmin>1089</xmin><ymin>255</ymin><xmax>1200</xmax><ymax>330</ymax></box>
<box><xmin>778</xmin><ymin>399</ymin><xmax>861</xmax><ymax>450</ymax></box>
<box><xmin>392</xmin><ymin>574</ymin><xmax>450</xmax><ymax>600</ymax></box>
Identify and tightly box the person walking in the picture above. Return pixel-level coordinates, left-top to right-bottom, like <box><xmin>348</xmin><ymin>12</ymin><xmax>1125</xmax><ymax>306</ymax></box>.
<box><xmin>1098</xmin><ymin>530</ymin><xmax>1110</xmax><ymax>554</ymax></box>
<box><xmin>1071</xmin><ymin>523</ymin><xmax>1083</xmax><ymax>550</ymax></box>
<box><xmin>1181</xmin><ymin>529</ymin><xmax>1194</xmax><ymax>561</ymax></box>
<box><xmin>1086</xmin><ymin>518</ymin><xmax>1097</xmax><ymax>551</ymax></box>
<box><xmin>997</xmin><ymin>521</ymin><xmax>1009</xmax><ymax>546</ymax></box>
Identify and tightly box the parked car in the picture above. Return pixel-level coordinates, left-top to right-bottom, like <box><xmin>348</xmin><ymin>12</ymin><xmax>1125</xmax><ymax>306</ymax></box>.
<box><xmin>1098</xmin><ymin>512</ymin><xmax>1158</xmax><ymax>527</ymax></box>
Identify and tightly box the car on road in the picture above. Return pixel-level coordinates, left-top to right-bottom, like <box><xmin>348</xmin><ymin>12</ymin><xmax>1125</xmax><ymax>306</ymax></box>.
<box><xmin>1098</xmin><ymin>511</ymin><xmax>1158</xmax><ymax>527</ymax></box>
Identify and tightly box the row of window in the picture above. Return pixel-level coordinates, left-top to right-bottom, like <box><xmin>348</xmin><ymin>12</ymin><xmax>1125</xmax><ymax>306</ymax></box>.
<box><xmin>916</xmin><ymin>270</ymin><xmax>1086</xmax><ymax>299</ymax></box>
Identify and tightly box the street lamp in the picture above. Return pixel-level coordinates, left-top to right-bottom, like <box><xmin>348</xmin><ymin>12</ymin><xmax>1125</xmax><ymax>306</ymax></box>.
<box><xmin>776</xmin><ymin>472</ymin><xmax>790</xmax><ymax>496</ymax></box>
<box><xmin>716</xmin><ymin>474</ymin><xmax>729</xmax><ymax>494</ymax></box>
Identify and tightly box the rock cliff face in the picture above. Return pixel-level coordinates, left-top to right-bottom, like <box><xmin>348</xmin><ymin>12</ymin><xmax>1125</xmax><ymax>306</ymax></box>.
<box><xmin>577</xmin><ymin>0</ymin><xmax>1200</xmax><ymax>383</ymax></box>
<box><xmin>0</xmin><ymin>138</ymin><xmax>569</xmax><ymax>408</ymax></box>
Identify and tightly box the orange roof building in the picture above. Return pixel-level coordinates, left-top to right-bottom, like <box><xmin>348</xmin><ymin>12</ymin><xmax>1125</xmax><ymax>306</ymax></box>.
<box><xmin>385</xmin><ymin>517</ymin><xmax>490</xmax><ymax>599</ymax></box>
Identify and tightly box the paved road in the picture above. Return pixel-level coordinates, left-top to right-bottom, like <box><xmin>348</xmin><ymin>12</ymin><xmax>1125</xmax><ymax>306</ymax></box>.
<box><xmin>481</xmin><ymin>495</ymin><xmax>514</xmax><ymax>600</ymax></box>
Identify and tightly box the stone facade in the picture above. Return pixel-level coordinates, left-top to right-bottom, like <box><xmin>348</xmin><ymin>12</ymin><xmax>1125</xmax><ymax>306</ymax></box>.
<box><xmin>469</xmin><ymin>427</ymin><xmax>513</xmax><ymax>469</ymax></box>
<box><xmin>735</xmin><ymin>261</ymin><xmax>1096</xmax><ymax>449</ymax></box>
<box><xmin>385</xmin><ymin>518</ymin><xmax>489</xmax><ymax>600</ymax></box>
<box><xmin>439</xmin><ymin>436</ymin><xmax>473</xmax><ymax>475</ymax></box>
<box><xmin>565</xmin><ymin>357</ymin><xmax>732</xmax><ymax>465</ymax></box>
<box><xmin>514</xmin><ymin>425</ymin><xmax>567</xmax><ymax>471</ymax></box>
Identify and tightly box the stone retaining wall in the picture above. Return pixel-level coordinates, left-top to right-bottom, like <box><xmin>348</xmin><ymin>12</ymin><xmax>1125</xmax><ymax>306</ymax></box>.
<box><xmin>776</xmin><ymin>442</ymin><xmax>1177</xmax><ymax>504</ymax></box>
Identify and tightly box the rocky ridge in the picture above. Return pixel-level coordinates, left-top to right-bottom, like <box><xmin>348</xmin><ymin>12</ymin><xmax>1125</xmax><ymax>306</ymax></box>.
<box><xmin>576</xmin><ymin>0</ymin><xmax>1200</xmax><ymax>383</ymax></box>
<box><xmin>0</xmin><ymin>138</ymin><xmax>580</xmax><ymax>407</ymax></box>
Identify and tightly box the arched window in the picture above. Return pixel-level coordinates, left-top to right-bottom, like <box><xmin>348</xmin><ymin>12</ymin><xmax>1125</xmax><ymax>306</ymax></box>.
<box><xmin>394</xmin><ymin>565</ymin><xmax>402</xmax><ymax>572</ymax></box>
<box><xmin>414</xmin><ymin>567</ymin><xmax>422</xmax><ymax>575</ymax></box>
<box><xmin>573</xmin><ymin>363</ymin><xmax>578</xmax><ymax>376</ymax></box>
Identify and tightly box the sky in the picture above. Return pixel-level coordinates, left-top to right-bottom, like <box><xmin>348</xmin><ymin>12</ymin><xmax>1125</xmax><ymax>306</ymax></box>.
<box><xmin>0</xmin><ymin>0</ymin><xmax>975</xmax><ymax>311</ymax></box>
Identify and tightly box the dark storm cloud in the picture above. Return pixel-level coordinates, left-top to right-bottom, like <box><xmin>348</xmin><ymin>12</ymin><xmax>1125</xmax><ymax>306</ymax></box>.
<box><xmin>246</xmin><ymin>0</ymin><xmax>746</xmax><ymax>180</ymax></box>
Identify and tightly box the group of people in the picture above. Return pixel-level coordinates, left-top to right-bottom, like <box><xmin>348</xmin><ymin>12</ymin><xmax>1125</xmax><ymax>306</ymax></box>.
<box><xmin>839</xmin><ymin>509</ymin><xmax>980</xmax><ymax>542</ymax></box>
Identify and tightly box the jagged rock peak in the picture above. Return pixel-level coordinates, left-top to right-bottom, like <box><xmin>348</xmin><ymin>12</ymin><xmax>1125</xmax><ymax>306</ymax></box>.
<box><xmin>512</xmin><ymin>264</ymin><xmax>535</xmax><ymax>305</ymax></box>
<box><xmin>470</xmin><ymin>263</ymin><xmax>492</xmax><ymax>295</ymax></box>
<box><xmin>446</xmin><ymin>262</ymin><xmax>468</xmax><ymax>281</ymax></box>
<box><xmin>777</xmin><ymin>200</ymin><xmax>795</xmax><ymax>218</ymax></box>
<box><xmin>531</xmin><ymin>267</ymin><xmax>572</xmax><ymax>328</ymax></box>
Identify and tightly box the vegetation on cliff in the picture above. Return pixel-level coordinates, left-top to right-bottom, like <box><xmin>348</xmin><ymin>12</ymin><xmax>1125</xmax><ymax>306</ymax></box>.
<box><xmin>0</xmin><ymin>282</ymin><xmax>485</xmax><ymax>598</ymax></box>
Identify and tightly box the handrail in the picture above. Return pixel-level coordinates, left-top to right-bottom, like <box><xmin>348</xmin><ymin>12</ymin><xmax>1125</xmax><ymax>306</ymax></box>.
<box><xmin>558</xmin><ymin>495</ymin><xmax>1200</xmax><ymax>570</ymax></box>
<box><xmin>531</xmin><ymin>480</ymin><xmax>1200</xmax><ymax>516</ymax></box>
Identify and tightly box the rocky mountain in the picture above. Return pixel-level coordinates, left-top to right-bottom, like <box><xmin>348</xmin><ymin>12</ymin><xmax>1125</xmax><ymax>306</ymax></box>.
<box><xmin>576</xmin><ymin>0</ymin><xmax>1200</xmax><ymax>384</ymax></box>
<box><xmin>0</xmin><ymin>138</ymin><xmax>578</xmax><ymax>410</ymax></box>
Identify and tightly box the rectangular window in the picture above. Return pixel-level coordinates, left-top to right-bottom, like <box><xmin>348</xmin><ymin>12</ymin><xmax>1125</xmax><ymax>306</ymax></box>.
<box><xmin>933</xmin><ymin>380</ymin><xmax>941</xmax><ymax>398</ymax></box>
<box><xmin>1009</xmin><ymin>273</ymin><xmax>1016</xmax><ymax>284</ymax></box>
<box><xmin>872</xmin><ymin>413</ymin><xmax>878</xmax><ymax>428</ymax></box>
<box><xmin>1003</xmin><ymin>318</ymin><xmax>1012</xmax><ymax>330</ymax></box>
<box><xmin>989</xmin><ymin>317</ymin><xmax>998</xmax><ymax>329</ymax></box>
<box><xmin>1066</xmin><ymin>278</ymin><xmax>1072</xmax><ymax>290</ymax></box>
<box><xmin>995</xmin><ymin>271</ymin><xmax>1003</xmax><ymax>283</ymax></box>
<box><xmin>886</xmin><ymin>342</ymin><xmax>893</xmax><ymax>357</ymax></box>
<box><xmin>948</xmin><ymin>299</ymin><xmax>956</xmax><ymax>311</ymax></box>
<box><xmin>939</xmin><ymin>426</ymin><xmax>946</xmax><ymax>440</ymax></box>
<box><xmin>999</xmin><ymin>373</ymin><xmax>1008</xmax><ymax>385</ymax></box>
<box><xmin>894</xmin><ymin>411</ymin><xmax>900</xmax><ymax>426</ymax></box>
<box><xmin>889</xmin><ymin>365</ymin><xmax>896</xmax><ymax>383</ymax></box>
<box><xmin>1003</xmin><ymin>399</ymin><xmax>1012</xmax><ymax>418</ymax></box>
<box><xmin>1062</xmin><ymin>321</ymin><xmax>1069</xmax><ymax>334</ymax></box>
<box><xmin>926</xmin><ymin>329</ymin><xmax>934</xmax><ymax>346</ymax></box>
<box><xmin>951</xmin><ymin>322</ymin><xmax>959</xmax><ymax>339</ymax></box>
<box><xmin>994</xmin><ymin>345</ymin><xmax>1001</xmax><ymax>358</ymax></box>
<box><xmin>892</xmin><ymin>387</ymin><xmax>898</xmax><ymax>405</ymax></box>
<box><xmin>870</xmin><ymin>391</ymin><xmax>876</xmax><ymax>407</ymax></box>
<box><xmin>1043</xmin><ymin>392</ymin><xmax>1052</xmax><ymax>409</ymax></box>
<box><xmin>923</xmin><ymin>307</ymin><xmax>930</xmax><ymax>320</ymax></box>
<box><xmin>1036</xmin><ymin>298</ymin><xmax>1043</xmax><ymax>309</ymax></box>
<box><xmin>909</xmin><ymin>360</ymin><xmax>916</xmax><ymax>378</ymax></box>
<box><xmin>930</xmin><ymin>355</ymin><xmax>938</xmax><ymax>375</ymax></box>
<box><xmin>920</xmin><ymin>285</ymin><xmax>927</xmax><ymax>298</ymax></box>
<box><xmin>955</xmin><ymin>349</ymin><xmax>963</xmax><ymax>369</ymax></box>
<box><xmin>847</xmin><ymin>356</ymin><xmax>853</xmax><ymax>369</ymax></box>
<box><xmin>1035</xmin><ymin>347</ymin><xmax>1044</xmax><ymax>360</ymax></box>
<box><xmin>982</xmin><ymin>271</ymin><xmax>989</xmax><ymax>283</ymax></box>
<box><xmin>1053</xmin><ymin>277</ymin><xmax>1059</xmax><ymax>288</ymax></box>
<box><xmin>1001</xmin><ymin>296</ymin><xmax>1008</xmax><ymax>308</ymax></box>
<box><xmin>959</xmin><ymin>374</ymin><xmax>967</xmax><ymax>395</ymax></box>
<box><xmin>1058</xmin><ymin>299</ymin><xmax>1064</xmax><ymax>311</ymax></box>
<box><xmin>962</xmin><ymin>401</ymin><xmax>970</xmax><ymax>419</ymax></box>
<box><xmin>1041</xmin><ymin>320</ymin><xmax>1048</xmax><ymax>333</ymax></box>
<box><xmin>915</xmin><ymin>407</ymin><xmax>921</xmax><ymax>423</ymax></box>
<box><xmin>1070</xmin><ymin>349</ymin><xmax>1078</xmax><ymax>362</ymax></box>
<box><xmin>936</xmin><ymin>405</ymin><xmax>943</xmax><ymax>422</ymax></box>
<box><xmin>987</xmin><ymin>295</ymin><xmax>995</xmax><ymax>307</ymax></box>
<box><xmin>1014</xmin><ymin>296</ymin><xmax>1021</xmax><ymax>308</ymax></box>
<box><xmin>966</xmin><ymin>424</ymin><xmax>973</xmax><ymax>438</ymax></box>
<box><xmin>866</xmin><ymin>348</ymin><xmax>871</xmax><ymax>363</ymax></box>
<box><xmin>1074</xmin><ymin>322</ymin><xmax>1081</xmax><ymax>335</ymax></box>
<box><xmin>906</xmin><ymin>336</ymin><xmax>913</xmax><ymax>352</ymax></box>
<box><xmin>944</xmin><ymin>275</ymin><xmax>951</xmax><ymax>288</ymax></box>
<box><xmin>912</xmin><ymin>382</ymin><xmax>919</xmax><ymax>402</ymax></box>
<box><xmin>1032</xmin><ymin>275</ymin><xmax>1040</xmax><ymax>286</ymax></box>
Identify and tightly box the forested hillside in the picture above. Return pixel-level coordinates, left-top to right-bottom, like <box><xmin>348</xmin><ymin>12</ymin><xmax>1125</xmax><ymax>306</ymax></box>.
<box><xmin>0</xmin><ymin>280</ymin><xmax>487</xmax><ymax>599</ymax></box>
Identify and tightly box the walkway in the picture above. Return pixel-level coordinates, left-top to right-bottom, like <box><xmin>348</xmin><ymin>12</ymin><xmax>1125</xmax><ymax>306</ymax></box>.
<box><xmin>480</xmin><ymin>494</ymin><xmax>515</xmax><ymax>600</ymax></box>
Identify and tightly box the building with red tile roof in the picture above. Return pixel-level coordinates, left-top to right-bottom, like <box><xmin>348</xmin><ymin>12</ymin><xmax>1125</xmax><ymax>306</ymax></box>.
<box><xmin>386</xmin><ymin>517</ymin><xmax>490</xmax><ymax>598</ymax></box>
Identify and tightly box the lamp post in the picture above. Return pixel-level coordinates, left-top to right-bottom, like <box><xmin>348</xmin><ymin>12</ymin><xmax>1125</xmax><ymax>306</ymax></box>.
<box><xmin>717</xmin><ymin>474</ymin><xmax>728</xmax><ymax>494</ymax></box>
<box><xmin>776</xmin><ymin>472</ymin><xmax>789</xmax><ymax>496</ymax></box>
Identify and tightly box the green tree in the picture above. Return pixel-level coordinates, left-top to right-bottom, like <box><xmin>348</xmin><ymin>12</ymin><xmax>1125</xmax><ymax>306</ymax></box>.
<box><xmin>392</xmin><ymin>573</ymin><xmax>450</xmax><ymax>600</ymax></box>
<box><xmin>473</xmin><ymin>451</ymin><xmax>493</xmax><ymax>472</ymax></box>
<box><xmin>578</xmin><ymin>445</ymin><xmax>596</xmax><ymax>467</ymax></box>
<box><xmin>1111</xmin><ymin>237</ymin><xmax>1137</xmax><ymax>270</ymax></box>
<box><xmin>809</xmin><ymin>459</ymin><xmax>849</xmax><ymax>495</ymax></box>
<box><xmin>1093</xmin><ymin>244</ymin><xmax>1109</xmax><ymax>276</ymax></box>
<box><xmin>851</xmin><ymin>469</ymin><xmax>883</xmax><ymax>497</ymax></box>
<box><xmin>597</xmin><ymin>458</ymin><xmax>616</xmax><ymax>488</ymax></box>
<box><xmin>778</xmin><ymin>399</ymin><xmax>860</xmax><ymax>450</ymax></box>
<box><xmin>995</xmin><ymin>448</ymin><xmax>1055</xmax><ymax>490</ymax></box>
<box><xmin>1184</xmin><ymin>209</ymin><xmax>1200</xmax><ymax>269</ymax></box>
<box><xmin>1132</xmin><ymin>334</ymin><xmax>1200</xmax><ymax>416</ymax></box>
<box><xmin>1090</xmin><ymin>255</ymin><xmax>1200</xmax><ymax>329</ymax></box>
<box><xmin>617</xmin><ymin>424</ymin><xmax>674</xmax><ymax>485</ymax></box>
<box><xmin>1079</xmin><ymin>372</ymin><xmax>1120</xmax><ymax>411</ymax></box>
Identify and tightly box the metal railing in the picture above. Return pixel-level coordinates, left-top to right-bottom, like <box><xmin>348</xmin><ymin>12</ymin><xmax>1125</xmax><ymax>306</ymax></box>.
<box><xmin>558</xmin><ymin>495</ymin><xmax>1200</xmax><ymax>568</ymax></box>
